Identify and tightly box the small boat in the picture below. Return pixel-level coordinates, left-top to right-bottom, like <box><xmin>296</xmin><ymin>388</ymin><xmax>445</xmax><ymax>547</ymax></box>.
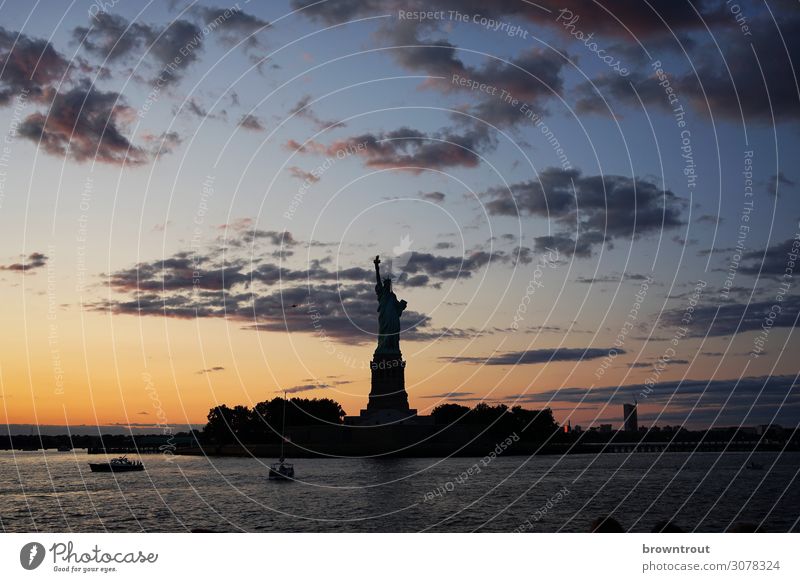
<box><xmin>268</xmin><ymin>392</ymin><xmax>295</xmax><ymax>481</ymax></box>
<box><xmin>269</xmin><ymin>458</ymin><xmax>295</xmax><ymax>480</ymax></box>
<box><xmin>88</xmin><ymin>456</ymin><xmax>144</xmax><ymax>473</ymax></box>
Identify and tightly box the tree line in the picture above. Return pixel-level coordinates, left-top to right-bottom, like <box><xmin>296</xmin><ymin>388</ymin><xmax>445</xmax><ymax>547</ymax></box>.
<box><xmin>431</xmin><ymin>403</ymin><xmax>559</xmax><ymax>440</ymax></box>
<box><xmin>203</xmin><ymin>397</ymin><xmax>345</xmax><ymax>444</ymax></box>
<box><xmin>202</xmin><ymin>397</ymin><xmax>559</xmax><ymax>444</ymax></box>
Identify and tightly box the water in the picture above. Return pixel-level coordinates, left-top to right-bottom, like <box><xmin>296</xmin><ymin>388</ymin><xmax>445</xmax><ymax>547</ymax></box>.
<box><xmin>1</xmin><ymin>450</ymin><xmax>798</xmax><ymax>532</ymax></box>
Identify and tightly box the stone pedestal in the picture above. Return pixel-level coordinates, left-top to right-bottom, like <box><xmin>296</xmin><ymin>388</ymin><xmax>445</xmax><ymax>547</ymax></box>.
<box><xmin>360</xmin><ymin>352</ymin><xmax>414</xmax><ymax>418</ymax></box>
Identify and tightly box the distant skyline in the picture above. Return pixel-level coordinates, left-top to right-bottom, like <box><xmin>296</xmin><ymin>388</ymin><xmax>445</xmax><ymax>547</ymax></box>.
<box><xmin>1</xmin><ymin>0</ymin><xmax>799</xmax><ymax>432</ymax></box>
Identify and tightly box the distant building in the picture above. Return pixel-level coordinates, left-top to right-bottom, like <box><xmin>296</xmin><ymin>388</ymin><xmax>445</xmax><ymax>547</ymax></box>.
<box><xmin>623</xmin><ymin>402</ymin><xmax>638</xmax><ymax>432</ymax></box>
<box><xmin>598</xmin><ymin>424</ymin><xmax>612</xmax><ymax>434</ymax></box>
<box><xmin>563</xmin><ymin>420</ymin><xmax>572</xmax><ymax>434</ymax></box>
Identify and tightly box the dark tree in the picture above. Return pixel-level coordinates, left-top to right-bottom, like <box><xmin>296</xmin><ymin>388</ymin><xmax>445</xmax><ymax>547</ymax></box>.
<box><xmin>431</xmin><ymin>403</ymin><xmax>470</xmax><ymax>425</ymax></box>
<box><xmin>204</xmin><ymin>404</ymin><xmax>253</xmax><ymax>444</ymax></box>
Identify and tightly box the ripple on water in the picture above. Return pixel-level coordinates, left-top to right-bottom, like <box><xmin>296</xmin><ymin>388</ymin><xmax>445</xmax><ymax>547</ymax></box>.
<box><xmin>0</xmin><ymin>451</ymin><xmax>798</xmax><ymax>532</ymax></box>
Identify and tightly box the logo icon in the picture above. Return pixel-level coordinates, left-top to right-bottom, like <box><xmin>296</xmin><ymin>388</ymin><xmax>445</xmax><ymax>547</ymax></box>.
<box><xmin>389</xmin><ymin>233</ymin><xmax>414</xmax><ymax>276</ymax></box>
<box><xmin>20</xmin><ymin>542</ymin><xmax>46</xmax><ymax>570</ymax></box>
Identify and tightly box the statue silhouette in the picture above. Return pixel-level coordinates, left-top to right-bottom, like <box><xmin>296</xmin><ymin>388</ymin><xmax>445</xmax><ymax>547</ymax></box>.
<box><xmin>373</xmin><ymin>255</ymin><xmax>407</xmax><ymax>355</ymax></box>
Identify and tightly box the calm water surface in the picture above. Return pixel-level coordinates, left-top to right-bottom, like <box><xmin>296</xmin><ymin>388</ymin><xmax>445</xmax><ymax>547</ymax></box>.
<box><xmin>1</xmin><ymin>450</ymin><xmax>798</xmax><ymax>532</ymax></box>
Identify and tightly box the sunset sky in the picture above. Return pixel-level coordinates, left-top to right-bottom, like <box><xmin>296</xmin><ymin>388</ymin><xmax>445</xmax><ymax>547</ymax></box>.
<box><xmin>1</xmin><ymin>0</ymin><xmax>799</xmax><ymax>433</ymax></box>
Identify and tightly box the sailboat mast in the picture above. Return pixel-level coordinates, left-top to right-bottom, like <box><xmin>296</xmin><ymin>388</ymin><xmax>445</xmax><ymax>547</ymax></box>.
<box><xmin>280</xmin><ymin>391</ymin><xmax>287</xmax><ymax>459</ymax></box>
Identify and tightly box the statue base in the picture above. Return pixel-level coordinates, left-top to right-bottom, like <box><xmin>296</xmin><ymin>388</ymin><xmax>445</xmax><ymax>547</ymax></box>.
<box><xmin>363</xmin><ymin>352</ymin><xmax>412</xmax><ymax>414</ymax></box>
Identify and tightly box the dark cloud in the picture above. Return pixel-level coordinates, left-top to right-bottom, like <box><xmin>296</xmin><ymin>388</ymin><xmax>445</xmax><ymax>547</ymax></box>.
<box><xmin>73</xmin><ymin>12</ymin><xmax>203</xmax><ymax>85</ymax></box>
<box><xmin>485</xmin><ymin>167</ymin><xmax>684</xmax><ymax>257</ymax></box>
<box><xmin>1</xmin><ymin>252</ymin><xmax>47</xmax><ymax>272</ymax></box>
<box><xmin>681</xmin><ymin>12</ymin><xmax>800</xmax><ymax>122</ymax></box>
<box><xmin>239</xmin><ymin>113</ymin><xmax>265</xmax><ymax>131</ymax></box>
<box><xmin>197</xmin><ymin>366</ymin><xmax>225</xmax><ymax>374</ymax></box>
<box><xmin>382</xmin><ymin>19</ymin><xmax>567</xmax><ymax>127</ymax></box>
<box><xmin>421</xmin><ymin>191</ymin><xmax>445</xmax><ymax>203</ymax></box>
<box><xmin>628</xmin><ymin>359</ymin><xmax>689</xmax><ymax>369</ymax></box>
<box><xmin>18</xmin><ymin>82</ymin><xmax>147</xmax><ymax>165</ymax></box>
<box><xmin>309</xmin><ymin>125</ymin><xmax>496</xmax><ymax>172</ymax></box>
<box><xmin>533</xmin><ymin>233</ymin><xmax>604</xmax><ymax>259</ymax></box>
<box><xmin>662</xmin><ymin>295</ymin><xmax>800</xmax><ymax>337</ymax></box>
<box><xmin>739</xmin><ymin>236</ymin><xmax>800</xmax><ymax>278</ymax></box>
<box><xmin>291</xmin><ymin>0</ymin><xmax>726</xmax><ymax>38</ymax></box>
<box><xmin>575</xmin><ymin>272</ymin><xmax>650</xmax><ymax>284</ymax></box>
<box><xmin>575</xmin><ymin>10</ymin><xmax>800</xmax><ymax>122</ymax></box>
<box><xmin>511</xmin><ymin>374</ymin><xmax>799</xmax><ymax>426</ymax></box>
<box><xmin>442</xmin><ymin>347</ymin><xmax>621</xmax><ymax>365</ymax></box>
<box><xmin>0</xmin><ymin>27</ymin><xmax>70</xmax><ymax>105</ymax></box>
<box><xmin>93</xmin><ymin>232</ymin><xmax>507</xmax><ymax>344</ymax></box>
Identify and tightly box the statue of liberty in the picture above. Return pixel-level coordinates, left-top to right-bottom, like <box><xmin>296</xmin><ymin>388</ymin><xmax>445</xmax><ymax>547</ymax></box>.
<box><xmin>373</xmin><ymin>255</ymin><xmax>407</xmax><ymax>355</ymax></box>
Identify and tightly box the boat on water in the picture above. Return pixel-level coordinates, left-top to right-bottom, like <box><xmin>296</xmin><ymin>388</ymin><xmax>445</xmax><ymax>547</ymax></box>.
<box><xmin>88</xmin><ymin>456</ymin><xmax>144</xmax><ymax>473</ymax></box>
<box><xmin>268</xmin><ymin>391</ymin><xmax>295</xmax><ymax>481</ymax></box>
<box><xmin>269</xmin><ymin>458</ymin><xmax>295</xmax><ymax>480</ymax></box>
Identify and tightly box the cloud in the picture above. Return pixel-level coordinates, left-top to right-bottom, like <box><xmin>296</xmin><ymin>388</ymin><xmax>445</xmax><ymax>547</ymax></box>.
<box><xmin>0</xmin><ymin>27</ymin><xmax>70</xmax><ymax>105</ymax></box>
<box><xmin>191</xmin><ymin>5</ymin><xmax>270</xmax><ymax>50</ymax></box>
<box><xmin>18</xmin><ymin>82</ymin><xmax>148</xmax><ymax>165</ymax></box>
<box><xmin>73</xmin><ymin>12</ymin><xmax>204</xmax><ymax>85</ymax></box>
<box><xmin>291</xmin><ymin>0</ymin><xmax>726</xmax><ymax>38</ymax></box>
<box><xmin>739</xmin><ymin>236</ymin><xmax>800</xmax><ymax>278</ymax></box>
<box><xmin>420</xmin><ymin>391</ymin><xmax>482</xmax><ymax>401</ymax></box>
<box><xmin>510</xmin><ymin>374</ymin><xmax>800</xmax><ymax>426</ymax></box>
<box><xmin>281</xmin><ymin>383</ymin><xmax>330</xmax><ymax>394</ymax></box>
<box><xmin>197</xmin><ymin>366</ymin><xmax>225</xmax><ymax>374</ymax></box>
<box><xmin>288</xmin><ymin>166</ymin><xmax>319</xmax><ymax>183</ymax></box>
<box><xmin>303</xmin><ymin>125</ymin><xmax>496</xmax><ymax>172</ymax></box>
<box><xmin>422</xmin><ymin>191</ymin><xmax>445</xmax><ymax>202</ymax></box>
<box><xmin>574</xmin><ymin>272</ymin><xmax>650</xmax><ymax>284</ymax></box>
<box><xmin>575</xmin><ymin>9</ymin><xmax>800</xmax><ymax>122</ymax></box>
<box><xmin>239</xmin><ymin>113</ymin><xmax>265</xmax><ymax>131</ymax></box>
<box><xmin>628</xmin><ymin>359</ymin><xmax>689</xmax><ymax>369</ymax></box>
<box><xmin>441</xmin><ymin>347</ymin><xmax>621</xmax><ymax>365</ymax></box>
<box><xmin>484</xmin><ymin>167</ymin><xmax>684</xmax><ymax>257</ymax></box>
<box><xmin>181</xmin><ymin>97</ymin><xmax>225</xmax><ymax>121</ymax></box>
<box><xmin>766</xmin><ymin>172</ymin><xmax>795</xmax><ymax>196</ymax></box>
<box><xmin>288</xmin><ymin>94</ymin><xmax>345</xmax><ymax>130</ymax></box>
<box><xmin>93</xmin><ymin>232</ymin><xmax>507</xmax><ymax>344</ymax></box>
<box><xmin>141</xmin><ymin>130</ymin><xmax>183</xmax><ymax>157</ymax></box>
<box><xmin>697</xmin><ymin>214</ymin><xmax>722</xmax><ymax>225</ymax></box>
<box><xmin>377</xmin><ymin>19</ymin><xmax>567</xmax><ymax>127</ymax></box>
<box><xmin>1</xmin><ymin>252</ymin><xmax>48</xmax><ymax>272</ymax></box>
<box><xmin>662</xmin><ymin>295</ymin><xmax>800</xmax><ymax>337</ymax></box>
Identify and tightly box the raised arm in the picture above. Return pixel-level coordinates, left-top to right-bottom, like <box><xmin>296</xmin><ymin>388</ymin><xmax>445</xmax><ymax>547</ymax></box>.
<box><xmin>374</xmin><ymin>255</ymin><xmax>382</xmax><ymax>287</ymax></box>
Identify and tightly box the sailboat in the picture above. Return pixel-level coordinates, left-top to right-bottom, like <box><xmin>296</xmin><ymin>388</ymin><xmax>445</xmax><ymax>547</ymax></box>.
<box><xmin>268</xmin><ymin>392</ymin><xmax>295</xmax><ymax>480</ymax></box>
